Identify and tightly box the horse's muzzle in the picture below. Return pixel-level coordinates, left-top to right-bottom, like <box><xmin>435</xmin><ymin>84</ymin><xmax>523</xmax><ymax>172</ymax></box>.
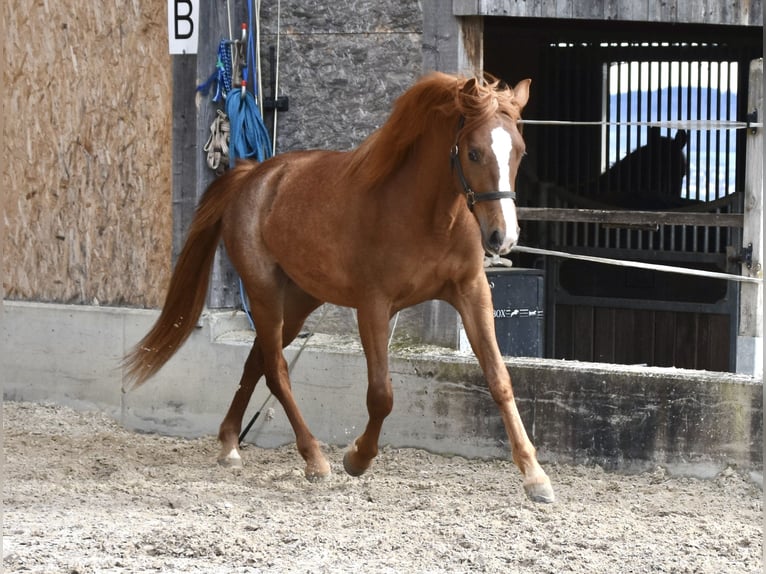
<box><xmin>484</xmin><ymin>227</ymin><xmax>517</xmax><ymax>256</ymax></box>
<box><xmin>483</xmin><ymin>222</ymin><xmax>520</xmax><ymax>255</ymax></box>
<box><xmin>486</xmin><ymin>229</ymin><xmax>505</xmax><ymax>254</ymax></box>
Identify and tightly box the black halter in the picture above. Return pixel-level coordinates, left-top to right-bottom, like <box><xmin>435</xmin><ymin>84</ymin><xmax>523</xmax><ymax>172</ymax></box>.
<box><xmin>450</xmin><ymin>118</ymin><xmax>517</xmax><ymax>211</ymax></box>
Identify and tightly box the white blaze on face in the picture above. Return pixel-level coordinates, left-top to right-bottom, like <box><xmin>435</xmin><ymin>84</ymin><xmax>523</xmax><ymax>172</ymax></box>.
<box><xmin>490</xmin><ymin>126</ymin><xmax>520</xmax><ymax>252</ymax></box>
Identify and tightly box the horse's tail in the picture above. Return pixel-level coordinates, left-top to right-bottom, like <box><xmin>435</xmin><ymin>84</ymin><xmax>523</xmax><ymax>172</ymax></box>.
<box><xmin>123</xmin><ymin>162</ymin><xmax>257</xmax><ymax>388</ymax></box>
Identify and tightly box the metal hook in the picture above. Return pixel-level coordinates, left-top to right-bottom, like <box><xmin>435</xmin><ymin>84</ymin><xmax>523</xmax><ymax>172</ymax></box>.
<box><xmin>746</xmin><ymin>110</ymin><xmax>758</xmax><ymax>134</ymax></box>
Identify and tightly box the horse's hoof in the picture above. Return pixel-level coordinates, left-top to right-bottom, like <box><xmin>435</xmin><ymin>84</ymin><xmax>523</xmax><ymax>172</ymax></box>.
<box><xmin>524</xmin><ymin>479</ymin><xmax>555</xmax><ymax>504</ymax></box>
<box><xmin>305</xmin><ymin>468</ymin><xmax>332</xmax><ymax>483</ymax></box>
<box><xmin>342</xmin><ymin>450</ymin><xmax>370</xmax><ymax>477</ymax></box>
<box><xmin>217</xmin><ymin>448</ymin><xmax>243</xmax><ymax>469</ymax></box>
<box><xmin>305</xmin><ymin>460</ymin><xmax>332</xmax><ymax>482</ymax></box>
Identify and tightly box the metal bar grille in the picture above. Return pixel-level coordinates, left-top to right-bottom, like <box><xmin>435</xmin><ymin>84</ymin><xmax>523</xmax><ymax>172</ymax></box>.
<box><xmin>538</xmin><ymin>42</ymin><xmax>746</xmax><ymax>259</ymax></box>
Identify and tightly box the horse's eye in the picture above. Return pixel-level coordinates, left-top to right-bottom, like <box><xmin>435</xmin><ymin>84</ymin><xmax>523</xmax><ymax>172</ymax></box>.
<box><xmin>467</xmin><ymin>149</ymin><xmax>480</xmax><ymax>162</ymax></box>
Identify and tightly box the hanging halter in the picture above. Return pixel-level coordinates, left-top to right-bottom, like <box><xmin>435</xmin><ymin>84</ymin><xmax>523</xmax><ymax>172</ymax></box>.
<box><xmin>450</xmin><ymin>117</ymin><xmax>517</xmax><ymax>211</ymax></box>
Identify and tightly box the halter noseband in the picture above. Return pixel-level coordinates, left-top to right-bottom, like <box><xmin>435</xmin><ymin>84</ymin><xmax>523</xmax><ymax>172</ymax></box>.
<box><xmin>450</xmin><ymin>118</ymin><xmax>517</xmax><ymax>211</ymax></box>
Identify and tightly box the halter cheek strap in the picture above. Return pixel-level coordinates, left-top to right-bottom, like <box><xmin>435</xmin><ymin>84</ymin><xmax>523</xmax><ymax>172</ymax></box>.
<box><xmin>450</xmin><ymin>125</ymin><xmax>517</xmax><ymax>211</ymax></box>
<box><xmin>450</xmin><ymin>145</ymin><xmax>517</xmax><ymax>211</ymax></box>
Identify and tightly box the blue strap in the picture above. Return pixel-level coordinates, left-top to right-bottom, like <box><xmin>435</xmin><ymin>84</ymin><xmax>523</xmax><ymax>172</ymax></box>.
<box><xmin>217</xmin><ymin>41</ymin><xmax>233</xmax><ymax>98</ymax></box>
<box><xmin>225</xmin><ymin>88</ymin><xmax>272</xmax><ymax>167</ymax></box>
<box><xmin>197</xmin><ymin>40</ymin><xmax>233</xmax><ymax>103</ymax></box>
<box><xmin>226</xmin><ymin>0</ymin><xmax>271</xmax><ymax>166</ymax></box>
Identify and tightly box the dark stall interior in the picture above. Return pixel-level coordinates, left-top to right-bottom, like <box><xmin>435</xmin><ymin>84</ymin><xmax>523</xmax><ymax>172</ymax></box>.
<box><xmin>484</xmin><ymin>18</ymin><xmax>762</xmax><ymax>371</ymax></box>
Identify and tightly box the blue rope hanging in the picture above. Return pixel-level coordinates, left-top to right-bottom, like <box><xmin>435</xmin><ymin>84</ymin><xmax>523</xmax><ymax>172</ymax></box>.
<box><xmin>196</xmin><ymin>40</ymin><xmax>233</xmax><ymax>103</ymax></box>
<box><xmin>226</xmin><ymin>0</ymin><xmax>272</xmax><ymax>167</ymax></box>
<box><xmin>225</xmin><ymin>89</ymin><xmax>272</xmax><ymax>166</ymax></box>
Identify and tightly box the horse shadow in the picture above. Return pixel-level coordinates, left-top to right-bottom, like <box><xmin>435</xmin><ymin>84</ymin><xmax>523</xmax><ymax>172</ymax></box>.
<box><xmin>577</xmin><ymin>127</ymin><xmax>690</xmax><ymax>210</ymax></box>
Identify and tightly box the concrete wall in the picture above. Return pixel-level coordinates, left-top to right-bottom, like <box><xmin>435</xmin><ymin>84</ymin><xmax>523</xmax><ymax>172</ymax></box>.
<box><xmin>2</xmin><ymin>301</ymin><xmax>761</xmax><ymax>480</ymax></box>
<box><xmin>257</xmin><ymin>0</ymin><xmax>424</xmax><ymax>154</ymax></box>
<box><xmin>174</xmin><ymin>0</ymin><xmax>478</xmax><ymax>341</ymax></box>
<box><xmin>182</xmin><ymin>0</ymin><xmax>429</xmax><ymax>308</ymax></box>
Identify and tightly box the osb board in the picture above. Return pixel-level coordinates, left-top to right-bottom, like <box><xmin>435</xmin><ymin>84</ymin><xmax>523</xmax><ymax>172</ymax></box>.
<box><xmin>3</xmin><ymin>0</ymin><xmax>172</xmax><ymax>307</ymax></box>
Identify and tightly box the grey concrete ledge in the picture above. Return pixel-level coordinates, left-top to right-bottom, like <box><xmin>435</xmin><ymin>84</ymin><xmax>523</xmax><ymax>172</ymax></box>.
<box><xmin>2</xmin><ymin>301</ymin><xmax>762</xmax><ymax>482</ymax></box>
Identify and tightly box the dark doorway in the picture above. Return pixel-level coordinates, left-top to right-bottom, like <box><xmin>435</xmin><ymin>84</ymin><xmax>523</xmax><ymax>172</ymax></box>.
<box><xmin>484</xmin><ymin>18</ymin><xmax>761</xmax><ymax>371</ymax></box>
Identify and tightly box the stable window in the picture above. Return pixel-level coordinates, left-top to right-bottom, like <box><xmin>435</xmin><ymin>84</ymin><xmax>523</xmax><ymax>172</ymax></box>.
<box><xmin>605</xmin><ymin>54</ymin><xmax>739</xmax><ymax>203</ymax></box>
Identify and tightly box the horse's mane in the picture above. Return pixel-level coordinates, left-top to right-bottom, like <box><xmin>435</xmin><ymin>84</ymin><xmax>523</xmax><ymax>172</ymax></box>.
<box><xmin>344</xmin><ymin>72</ymin><xmax>525</xmax><ymax>190</ymax></box>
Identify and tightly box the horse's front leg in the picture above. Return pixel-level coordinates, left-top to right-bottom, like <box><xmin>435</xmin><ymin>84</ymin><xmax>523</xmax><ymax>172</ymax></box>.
<box><xmin>343</xmin><ymin>303</ymin><xmax>394</xmax><ymax>476</ymax></box>
<box><xmin>452</xmin><ymin>277</ymin><xmax>555</xmax><ymax>503</ymax></box>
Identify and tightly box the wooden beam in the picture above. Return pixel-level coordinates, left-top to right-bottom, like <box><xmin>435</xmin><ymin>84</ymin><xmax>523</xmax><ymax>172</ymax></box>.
<box><xmin>171</xmin><ymin>55</ymin><xmax>199</xmax><ymax>266</ymax></box>
<box><xmin>736</xmin><ymin>58</ymin><xmax>763</xmax><ymax>377</ymax></box>
<box><xmin>454</xmin><ymin>0</ymin><xmax>762</xmax><ymax>25</ymax></box>
<box><xmin>517</xmin><ymin>207</ymin><xmax>744</xmax><ymax>228</ymax></box>
<box><xmin>171</xmin><ymin>1</ymin><xmax>244</xmax><ymax>309</ymax></box>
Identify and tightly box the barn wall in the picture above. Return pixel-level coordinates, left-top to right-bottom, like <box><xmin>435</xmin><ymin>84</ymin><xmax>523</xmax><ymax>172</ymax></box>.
<box><xmin>257</xmin><ymin>0</ymin><xmax>424</xmax><ymax>154</ymax></box>
<box><xmin>1</xmin><ymin>0</ymin><xmax>459</xmax><ymax>341</ymax></box>
<box><xmin>3</xmin><ymin>0</ymin><xmax>172</xmax><ymax>307</ymax></box>
<box><xmin>2</xmin><ymin>0</ymin><xmax>758</xmax><ymax>313</ymax></box>
<box><xmin>171</xmin><ymin>0</ymin><xmax>428</xmax><ymax>310</ymax></box>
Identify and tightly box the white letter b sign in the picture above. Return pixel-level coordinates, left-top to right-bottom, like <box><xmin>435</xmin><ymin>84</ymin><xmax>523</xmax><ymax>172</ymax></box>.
<box><xmin>168</xmin><ymin>0</ymin><xmax>199</xmax><ymax>54</ymax></box>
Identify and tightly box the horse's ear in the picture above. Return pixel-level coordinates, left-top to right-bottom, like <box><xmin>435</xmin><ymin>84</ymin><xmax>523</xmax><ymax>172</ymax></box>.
<box><xmin>675</xmin><ymin>130</ymin><xmax>688</xmax><ymax>149</ymax></box>
<box><xmin>512</xmin><ymin>79</ymin><xmax>531</xmax><ymax>110</ymax></box>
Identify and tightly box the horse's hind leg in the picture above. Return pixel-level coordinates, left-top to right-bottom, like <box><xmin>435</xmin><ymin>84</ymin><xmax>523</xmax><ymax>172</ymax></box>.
<box><xmin>217</xmin><ymin>283</ymin><xmax>322</xmax><ymax>469</ymax></box>
<box><xmin>217</xmin><ymin>342</ymin><xmax>265</xmax><ymax>467</ymax></box>
<box><xmin>246</xmin><ymin>283</ymin><xmax>331</xmax><ymax>480</ymax></box>
<box><xmin>258</xmin><ymin>321</ymin><xmax>331</xmax><ymax>480</ymax></box>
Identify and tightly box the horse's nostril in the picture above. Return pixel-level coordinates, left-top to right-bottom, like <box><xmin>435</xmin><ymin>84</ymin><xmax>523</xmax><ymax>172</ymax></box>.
<box><xmin>489</xmin><ymin>229</ymin><xmax>504</xmax><ymax>252</ymax></box>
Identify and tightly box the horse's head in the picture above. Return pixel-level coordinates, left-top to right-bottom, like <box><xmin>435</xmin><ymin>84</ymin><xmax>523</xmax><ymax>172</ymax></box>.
<box><xmin>452</xmin><ymin>76</ymin><xmax>530</xmax><ymax>256</ymax></box>
<box><xmin>656</xmin><ymin>128</ymin><xmax>688</xmax><ymax>198</ymax></box>
<box><xmin>614</xmin><ymin>127</ymin><xmax>689</xmax><ymax>200</ymax></box>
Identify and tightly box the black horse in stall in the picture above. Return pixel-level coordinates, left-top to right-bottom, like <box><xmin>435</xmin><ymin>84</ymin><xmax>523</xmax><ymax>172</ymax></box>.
<box><xmin>584</xmin><ymin>127</ymin><xmax>690</xmax><ymax>210</ymax></box>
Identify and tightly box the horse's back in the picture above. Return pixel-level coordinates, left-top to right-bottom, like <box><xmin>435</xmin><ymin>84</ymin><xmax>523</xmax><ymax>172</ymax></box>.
<box><xmin>222</xmin><ymin>150</ymin><xmax>349</xmax><ymax>225</ymax></box>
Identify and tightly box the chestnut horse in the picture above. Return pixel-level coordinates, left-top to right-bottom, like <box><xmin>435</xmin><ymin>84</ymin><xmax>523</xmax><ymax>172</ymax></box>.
<box><xmin>124</xmin><ymin>72</ymin><xmax>554</xmax><ymax>503</ymax></box>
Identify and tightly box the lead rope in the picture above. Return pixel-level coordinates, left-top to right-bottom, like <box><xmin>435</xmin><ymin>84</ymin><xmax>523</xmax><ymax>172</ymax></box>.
<box><xmin>513</xmin><ymin>245</ymin><xmax>762</xmax><ymax>284</ymax></box>
<box><xmin>203</xmin><ymin>110</ymin><xmax>231</xmax><ymax>174</ymax></box>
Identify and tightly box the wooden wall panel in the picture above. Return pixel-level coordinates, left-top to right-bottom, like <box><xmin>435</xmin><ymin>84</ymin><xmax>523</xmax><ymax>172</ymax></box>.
<box><xmin>572</xmin><ymin>305</ymin><xmax>594</xmax><ymax>361</ymax></box>
<box><xmin>3</xmin><ymin>0</ymin><xmax>172</xmax><ymax>307</ymax></box>
<box><xmin>593</xmin><ymin>307</ymin><xmax>615</xmax><ymax>363</ymax></box>
<box><xmin>553</xmin><ymin>304</ymin><xmax>574</xmax><ymax>359</ymax></box>
<box><xmin>653</xmin><ymin>311</ymin><xmax>677</xmax><ymax>367</ymax></box>
<box><xmin>554</xmin><ymin>305</ymin><xmax>731</xmax><ymax>371</ymax></box>
<box><xmin>674</xmin><ymin>313</ymin><xmax>699</xmax><ymax>368</ymax></box>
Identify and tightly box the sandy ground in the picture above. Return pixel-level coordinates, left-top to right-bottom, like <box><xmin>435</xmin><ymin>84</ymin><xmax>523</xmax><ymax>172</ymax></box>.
<box><xmin>3</xmin><ymin>401</ymin><xmax>762</xmax><ymax>573</ymax></box>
